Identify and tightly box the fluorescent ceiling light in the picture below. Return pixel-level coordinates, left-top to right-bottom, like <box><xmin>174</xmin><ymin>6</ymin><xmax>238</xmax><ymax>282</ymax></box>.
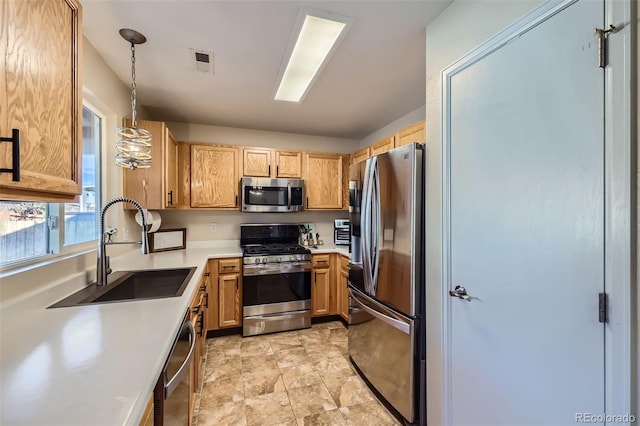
<box><xmin>275</xmin><ymin>9</ymin><xmax>352</xmax><ymax>103</ymax></box>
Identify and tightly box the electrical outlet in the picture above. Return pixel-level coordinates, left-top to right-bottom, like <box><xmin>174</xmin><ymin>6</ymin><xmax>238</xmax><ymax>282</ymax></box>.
<box><xmin>210</xmin><ymin>223</ymin><xmax>217</xmax><ymax>232</ymax></box>
<box><xmin>123</xmin><ymin>228</ymin><xmax>129</xmax><ymax>241</ymax></box>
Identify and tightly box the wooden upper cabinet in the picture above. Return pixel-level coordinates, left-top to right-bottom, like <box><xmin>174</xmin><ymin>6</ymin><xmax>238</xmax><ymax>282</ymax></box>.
<box><xmin>122</xmin><ymin>120</ymin><xmax>178</xmax><ymax>209</ymax></box>
<box><xmin>0</xmin><ymin>0</ymin><xmax>82</xmax><ymax>202</ymax></box>
<box><xmin>395</xmin><ymin>120</ymin><xmax>426</xmax><ymax>147</ymax></box>
<box><xmin>304</xmin><ymin>153</ymin><xmax>343</xmax><ymax>210</ymax></box>
<box><xmin>243</xmin><ymin>148</ymin><xmax>272</xmax><ymax>177</ymax></box>
<box><xmin>177</xmin><ymin>142</ymin><xmax>191</xmax><ymax>208</ymax></box>
<box><xmin>242</xmin><ymin>148</ymin><xmax>302</xmax><ymax>178</ymax></box>
<box><xmin>371</xmin><ymin>136</ymin><xmax>395</xmax><ymax>156</ymax></box>
<box><xmin>275</xmin><ymin>150</ymin><xmax>302</xmax><ymax>178</ymax></box>
<box><xmin>164</xmin><ymin>129</ymin><xmax>179</xmax><ymax>208</ymax></box>
<box><xmin>351</xmin><ymin>147</ymin><xmax>370</xmax><ymax>164</ymax></box>
<box><xmin>190</xmin><ymin>144</ymin><xmax>239</xmax><ymax>208</ymax></box>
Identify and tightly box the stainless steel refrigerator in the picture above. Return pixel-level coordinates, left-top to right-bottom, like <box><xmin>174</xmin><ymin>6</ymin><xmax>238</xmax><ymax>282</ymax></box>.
<box><xmin>348</xmin><ymin>143</ymin><xmax>425</xmax><ymax>425</ymax></box>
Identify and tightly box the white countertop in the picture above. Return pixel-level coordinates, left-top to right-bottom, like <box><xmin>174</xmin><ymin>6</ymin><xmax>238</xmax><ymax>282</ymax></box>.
<box><xmin>0</xmin><ymin>242</ymin><xmax>348</xmax><ymax>426</ymax></box>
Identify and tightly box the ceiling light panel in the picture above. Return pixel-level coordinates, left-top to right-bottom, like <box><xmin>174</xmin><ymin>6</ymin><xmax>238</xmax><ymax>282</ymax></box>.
<box><xmin>275</xmin><ymin>8</ymin><xmax>353</xmax><ymax>103</ymax></box>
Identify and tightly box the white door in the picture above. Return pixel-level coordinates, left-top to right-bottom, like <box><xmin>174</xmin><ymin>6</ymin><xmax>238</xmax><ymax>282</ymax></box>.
<box><xmin>445</xmin><ymin>1</ymin><xmax>605</xmax><ymax>425</ymax></box>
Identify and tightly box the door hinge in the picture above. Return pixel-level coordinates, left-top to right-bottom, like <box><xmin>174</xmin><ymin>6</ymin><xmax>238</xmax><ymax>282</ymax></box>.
<box><xmin>598</xmin><ymin>292</ymin><xmax>608</xmax><ymax>323</ymax></box>
<box><xmin>594</xmin><ymin>25</ymin><xmax>617</xmax><ymax>68</ymax></box>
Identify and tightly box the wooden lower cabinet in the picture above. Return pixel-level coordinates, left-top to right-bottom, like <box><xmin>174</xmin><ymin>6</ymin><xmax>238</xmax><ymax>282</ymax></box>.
<box><xmin>218</xmin><ymin>273</ymin><xmax>242</xmax><ymax>327</ymax></box>
<box><xmin>138</xmin><ymin>395</ymin><xmax>154</xmax><ymax>426</ymax></box>
<box><xmin>311</xmin><ymin>254</ymin><xmax>335</xmax><ymax>317</ymax></box>
<box><xmin>207</xmin><ymin>258</ymin><xmax>243</xmax><ymax>330</ymax></box>
<box><xmin>338</xmin><ymin>255</ymin><xmax>350</xmax><ymax>321</ymax></box>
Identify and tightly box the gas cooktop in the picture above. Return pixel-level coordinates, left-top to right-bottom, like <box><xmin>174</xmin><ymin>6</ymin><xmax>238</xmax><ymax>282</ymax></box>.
<box><xmin>242</xmin><ymin>243</ymin><xmax>310</xmax><ymax>257</ymax></box>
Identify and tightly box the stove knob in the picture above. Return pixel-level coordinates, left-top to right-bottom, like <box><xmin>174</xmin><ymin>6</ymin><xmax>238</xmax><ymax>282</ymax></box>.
<box><xmin>254</xmin><ymin>258</ymin><xmax>260</xmax><ymax>264</ymax></box>
<box><xmin>290</xmin><ymin>255</ymin><xmax>295</xmax><ymax>261</ymax></box>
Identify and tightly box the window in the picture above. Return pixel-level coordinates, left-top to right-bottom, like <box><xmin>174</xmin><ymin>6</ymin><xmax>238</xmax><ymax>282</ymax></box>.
<box><xmin>0</xmin><ymin>105</ymin><xmax>102</xmax><ymax>267</ymax></box>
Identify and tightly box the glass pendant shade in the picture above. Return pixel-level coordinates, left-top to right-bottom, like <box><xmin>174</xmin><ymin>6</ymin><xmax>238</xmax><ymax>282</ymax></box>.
<box><xmin>116</xmin><ymin>28</ymin><xmax>152</xmax><ymax>170</ymax></box>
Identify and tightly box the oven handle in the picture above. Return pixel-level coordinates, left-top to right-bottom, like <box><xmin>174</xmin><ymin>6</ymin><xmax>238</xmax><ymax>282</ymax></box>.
<box><xmin>249</xmin><ymin>310</ymin><xmax>309</xmax><ymax>321</ymax></box>
<box><xmin>243</xmin><ymin>263</ymin><xmax>311</xmax><ymax>276</ymax></box>
<box><xmin>165</xmin><ymin>321</ymin><xmax>196</xmax><ymax>398</ymax></box>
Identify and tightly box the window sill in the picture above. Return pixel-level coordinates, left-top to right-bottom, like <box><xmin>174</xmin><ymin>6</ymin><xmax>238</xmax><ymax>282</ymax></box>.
<box><xmin>0</xmin><ymin>245</ymin><xmax>97</xmax><ymax>279</ymax></box>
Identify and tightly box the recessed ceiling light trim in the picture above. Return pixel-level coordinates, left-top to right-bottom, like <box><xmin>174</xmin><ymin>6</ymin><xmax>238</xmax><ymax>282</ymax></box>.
<box><xmin>274</xmin><ymin>8</ymin><xmax>353</xmax><ymax>103</ymax></box>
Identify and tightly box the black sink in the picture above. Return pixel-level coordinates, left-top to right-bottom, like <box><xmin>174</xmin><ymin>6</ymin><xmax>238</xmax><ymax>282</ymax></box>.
<box><xmin>48</xmin><ymin>267</ymin><xmax>197</xmax><ymax>308</ymax></box>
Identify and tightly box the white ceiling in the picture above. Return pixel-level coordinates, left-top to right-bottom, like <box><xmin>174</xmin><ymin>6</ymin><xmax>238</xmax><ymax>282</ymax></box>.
<box><xmin>82</xmin><ymin>1</ymin><xmax>452</xmax><ymax>139</ymax></box>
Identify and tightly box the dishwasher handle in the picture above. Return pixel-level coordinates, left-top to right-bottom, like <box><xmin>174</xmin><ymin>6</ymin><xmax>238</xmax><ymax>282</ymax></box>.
<box><xmin>165</xmin><ymin>321</ymin><xmax>196</xmax><ymax>398</ymax></box>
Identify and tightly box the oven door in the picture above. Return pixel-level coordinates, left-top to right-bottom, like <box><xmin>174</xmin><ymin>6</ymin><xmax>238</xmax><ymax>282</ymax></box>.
<box><xmin>242</xmin><ymin>263</ymin><xmax>312</xmax><ymax>336</ymax></box>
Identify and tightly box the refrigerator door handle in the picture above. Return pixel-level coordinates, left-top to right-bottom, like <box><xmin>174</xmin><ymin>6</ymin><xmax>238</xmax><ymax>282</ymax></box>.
<box><xmin>371</xmin><ymin>157</ymin><xmax>381</xmax><ymax>295</ymax></box>
<box><xmin>349</xmin><ymin>288</ymin><xmax>410</xmax><ymax>335</ymax></box>
<box><xmin>361</xmin><ymin>158</ymin><xmax>374</xmax><ymax>294</ymax></box>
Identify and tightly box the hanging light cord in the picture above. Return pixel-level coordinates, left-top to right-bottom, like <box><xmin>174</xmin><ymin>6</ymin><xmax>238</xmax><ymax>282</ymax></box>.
<box><xmin>115</xmin><ymin>28</ymin><xmax>152</xmax><ymax>170</ymax></box>
<box><xmin>130</xmin><ymin>42</ymin><xmax>138</xmax><ymax>127</ymax></box>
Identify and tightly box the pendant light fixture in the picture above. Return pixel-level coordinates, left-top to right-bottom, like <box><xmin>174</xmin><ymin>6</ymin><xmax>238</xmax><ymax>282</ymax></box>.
<box><xmin>115</xmin><ymin>28</ymin><xmax>152</xmax><ymax>170</ymax></box>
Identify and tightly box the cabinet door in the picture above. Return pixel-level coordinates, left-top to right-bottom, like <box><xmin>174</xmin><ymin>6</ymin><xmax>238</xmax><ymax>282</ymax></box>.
<box><xmin>305</xmin><ymin>153</ymin><xmax>343</xmax><ymax>209</ymax></box>
<box><xmin>243</xmin><ymin>148</ymin><xmax>272</xmax><ymax>177</ymax></box>
<box><xmin>312</xmin><ymin>268</ymin><xmax>331</xmax><ymax>316</ymax></box>
<box><xmin>122</xmin><ymin>119</ymin><xmax>167</xmax><ymax>210</ymax></box>
<box><xmin>219</xmin><ymin>273</ymin><xmax>241</xmax><ymax>328</ymax></box>
<box><xmin>1</xmin><ymin>0</ymin><xmax>82</xmax><ymax>201</ymax></box>
<box><xmin>339</xmin><ymin>270</ymin><xmax>349</xmax><ymax>321</ymax></box>
<box><xmin>275</xmin><ymin>151</ymin><xmax>302</xmax><ymax>178</ymax></box>
<box><xmin>370</xmin><ymin>136</ymin><xmax>395</xmax><ymax>156</ymax></box>
<box><xmin>177</xmin><ymin>142</ymin><xmax>191</xmax><ymax>208</ymax></box>
<box><xmin>190</xmin><ymin>145</ymin><xmax>239</xmax><ymax>208</ymax></box>
<box><xmin>164</xmin><ymin>128</ymin><xmax>178</xmax><ymax>208</ymax></box>
<box><xmin>395</xmin><ymin>120</ymin><xmax>425</xmax><ymax>147</ymax></box>
<box><xmin>351</xmin><ymin>147</ymin><xmax>370</xmax><ymax>164</ymax></box>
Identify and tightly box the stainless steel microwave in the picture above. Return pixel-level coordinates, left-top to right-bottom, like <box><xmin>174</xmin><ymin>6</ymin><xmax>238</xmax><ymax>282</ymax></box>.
<box><xmin>241</xmin><ymin>177</ymin><xmax>304</xmax><ymax>212</ymax></box>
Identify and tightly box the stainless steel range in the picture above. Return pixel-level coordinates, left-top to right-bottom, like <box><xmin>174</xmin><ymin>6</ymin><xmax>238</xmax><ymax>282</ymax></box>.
<box><xmin>241</xmin><ymin>224</ymin><xmax>312</xmax><ymax>337</ymax></box>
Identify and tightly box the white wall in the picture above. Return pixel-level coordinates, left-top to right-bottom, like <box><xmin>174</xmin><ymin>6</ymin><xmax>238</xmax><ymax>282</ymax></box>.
<box><xmin>358</xmin><ymin>105</ymin><xmax>426</xmax><ymax>148</ymax></box>
<box><xmin>0</xmin><ymin>37</ymin><xmax>143</xmax><ymax>303</ymax></box>
<box><xmin>168</xmin><ymin>122</ymin><xmax>359</xmax><ymax>154</ymax></box>
<box><xmin>423</xmin><ymin>1</ymin><xmax>541</xmax><ymax>424</ymax></box>
<box><xmin>160</xmin><ymin>210</ymin><xmax>346</xmax><ymax>245</ymax></box>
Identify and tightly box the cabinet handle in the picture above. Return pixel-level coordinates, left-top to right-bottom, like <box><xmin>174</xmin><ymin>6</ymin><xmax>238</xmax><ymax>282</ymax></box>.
<box><xmin>276</xmin><ymin>165</ymin><xmax>279</xmax><ymax>176</ymax></box>
<box><xmin>306</xmin><ymin>197</ymin><xmax>309</xmax><ymax>209</ymax></box>
<box><xmin>0</xmin><ymin>129</ymin><xmax>20</xmax><ymax>182</ymax></box>
<box><xmin>204</xmin><ymin>293</ymin><xmax>209</xmax><ymax>309</ymax></box>
<box><xmin>268</xmin><ymin>165</ymin><xmax>271</xmax><ymax>176</ymax></box>
<box><xmin>204</xmin><ymin>272</ymin><xmax>210</xmax><ymax>277</ymax></box>
<box><xmin>168</xmin><ymin>190</ymin><xmax>173</xmax><ymax>205</ymax></box>
<box><xmin>236</xmin><ymin>277</ymin><xmax>238</xmax><ymax>290</ymax></box>
<box><xmin>235</xmin><ymin>195</ymin><xmax>238</xmax><ymax>206</ymax></box>
<box><xmin>198</xmin><ymin>311</ymin><xmax>205</xmax><ymax>337</ymax></box>
<box><xmin>317</xmin><ymin>260</ymin><xmax>327</xmax><ymax>263</ymax></box>
<box><xmin>192</xmin><ymin>305</ymin><xmax>200</xmax><ymax>314</ymax></box>
<box><xmin>222</xmin><ymin>265</ymin><xmax>235</xmax><ymax>270</ymax></box>
<box><xmin>200</xmin><ymin>285</ymin><xmax>206</xmax><ymax>291</ymax></box>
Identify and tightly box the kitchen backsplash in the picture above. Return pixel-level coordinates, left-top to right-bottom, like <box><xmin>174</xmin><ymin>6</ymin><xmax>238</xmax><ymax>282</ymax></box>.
<box><xmin>156</xmin><ymin>210</ymin><xmax>347</xmax><ymax>244</ymax></box>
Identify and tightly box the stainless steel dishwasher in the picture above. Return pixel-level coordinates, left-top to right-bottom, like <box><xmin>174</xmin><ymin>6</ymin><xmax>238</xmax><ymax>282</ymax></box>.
<box><xmin>153</xmin><ymin>309</ymin><xmax>195</xmax><ymax>426</ymax></box>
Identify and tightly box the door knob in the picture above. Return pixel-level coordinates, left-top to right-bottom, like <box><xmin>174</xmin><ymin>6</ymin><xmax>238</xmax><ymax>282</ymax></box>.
<box><xmin>449</xmin><ymin>285</ymin><xmax>471</xmax><ymax>301</ymax></box>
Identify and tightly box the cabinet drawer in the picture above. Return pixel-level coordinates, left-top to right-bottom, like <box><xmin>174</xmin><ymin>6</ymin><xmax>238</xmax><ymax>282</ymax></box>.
<box><xmin>312</xmin><ymin>254</ymin><xmax>331</xmax><ymax>268</ymax></box>
<box><xmin>218</xmin><ymin>258</ymin><xmax>241</xmax><ymax>274</ymax></box>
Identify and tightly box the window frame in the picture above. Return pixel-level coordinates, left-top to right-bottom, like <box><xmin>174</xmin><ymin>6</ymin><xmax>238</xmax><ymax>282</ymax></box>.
<box><xmin>0</xmin><ymin>101</ymin><xmax>104</xmax><ymax>271</ymax></box>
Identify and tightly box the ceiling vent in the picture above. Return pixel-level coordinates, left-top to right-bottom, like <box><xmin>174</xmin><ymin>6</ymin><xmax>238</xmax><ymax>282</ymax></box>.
<box><xmin>191</xmin><ymin>49</ymin><xmax>214</xmax><ymax>74</ymax></box>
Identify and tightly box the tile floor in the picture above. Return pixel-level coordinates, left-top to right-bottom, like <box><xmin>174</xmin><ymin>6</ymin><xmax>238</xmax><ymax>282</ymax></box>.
<box><xmin>193</xmin><ymin>321</ymin><xmax>402</xmax><ymax>426</ymax></box>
